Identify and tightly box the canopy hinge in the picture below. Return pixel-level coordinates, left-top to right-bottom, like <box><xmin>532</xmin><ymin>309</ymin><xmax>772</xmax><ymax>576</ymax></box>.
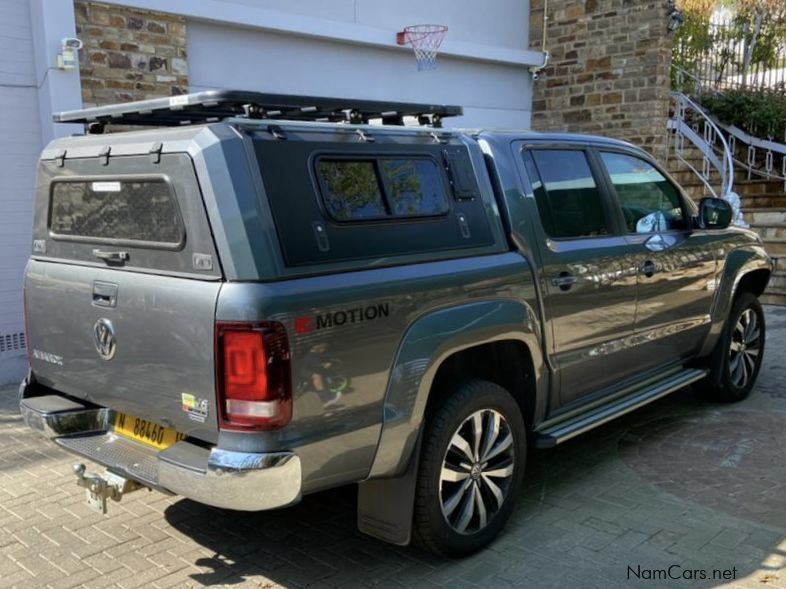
<box><xmin>54</xmin><ymin>149</ymin><xmax>67</xmax><ymax>168</ymax></box>
<box><xmin>149</xmin><ymin>142</ymin><xmax>163</xmax><ymax>164</ymax></box>
<box><xmin>98</xmin><ymin>146</ymin><xmax>111</xmax><ymax>166</ymax></box>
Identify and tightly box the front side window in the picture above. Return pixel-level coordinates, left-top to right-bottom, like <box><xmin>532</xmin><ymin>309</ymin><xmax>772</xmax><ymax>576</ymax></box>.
<box><xmin>600</xmin><ymin>152</ymin><xmax>687</xmax><ymax>233</ymax></box>
<box><xmin>528</xmin><ymin>149</ymin><xmax>610</xmax><ymax>239</ymax></box>
<box><xmin>316</xmin><ymin>157</ymin><xmax>448</xmax><ymax>221</ymax></box>
<box><xmin>50</xmin><ymin>179</ymin><xmax>183</xmax><ymax>245</ymax></box>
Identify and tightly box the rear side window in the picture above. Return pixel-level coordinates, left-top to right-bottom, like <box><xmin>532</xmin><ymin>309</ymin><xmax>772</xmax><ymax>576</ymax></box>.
<box><xmin>529</xmin><ymin>149</ymin><xmax>609</xmax><ymax>239</ymax></box>
<box><xmin>381</xmin><ymin>159</ymin><xmax>447</xmax><ymax>216</ymax></box>
<box><xmin>50</xmin><ymin>179</ymin><xmax>183</xmax><ymax>246</ymax></box>
<box><xmin>316</xmin><ymin>160</ymin><xmax>386</xmax><ymax>220</ymax></box>
<box><xmin>316</xmin><ymin>157</ymin><xmax>448</xmax><ymax>221</ymax></box>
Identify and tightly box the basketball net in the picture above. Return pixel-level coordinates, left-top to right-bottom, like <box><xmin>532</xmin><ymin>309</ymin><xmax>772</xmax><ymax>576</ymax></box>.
<box><xmin>398</xmin><ymin>25</ymin><xmax>448</xmax><ymax>71</ymax></box>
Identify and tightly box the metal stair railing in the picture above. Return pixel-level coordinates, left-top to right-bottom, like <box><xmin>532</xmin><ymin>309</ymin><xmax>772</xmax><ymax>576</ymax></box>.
<box><xmin>673</xmin><ymin>65</ymin><xmax>786</xmax><ymax>195</ymax></box>
<box><xmin>668</xmin><ymin>91</ymin><xmax>740</xmax><ymax>209</ymax></box>
<box><xmin>719</xmin><ymin>121</ymin><xmax>786</xmax><ymax>193</ymax></box>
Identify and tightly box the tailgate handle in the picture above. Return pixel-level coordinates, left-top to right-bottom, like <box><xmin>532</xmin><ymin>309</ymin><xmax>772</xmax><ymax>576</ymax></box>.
<box><xmin>92</xmin><ymin>249</ymin><xmax>129</xmax><ymax>263</ymax></box>
<box><xmin>92</xmin><ymin>281</ymin><xmax>118</xmax><ymax>308</ymax></box>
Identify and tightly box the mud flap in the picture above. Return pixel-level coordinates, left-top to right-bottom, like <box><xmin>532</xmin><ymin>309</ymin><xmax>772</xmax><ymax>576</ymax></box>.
<box><xmin>357</xmin><ymin>433</ymin><xmax>422</xmax><ymax>546</ymax></box>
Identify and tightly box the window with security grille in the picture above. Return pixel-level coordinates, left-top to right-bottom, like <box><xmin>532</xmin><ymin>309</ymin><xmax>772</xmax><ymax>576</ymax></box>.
<box><xmin>50</xmin><ymin>179</ymin><xmax>183</xmax><ymax>245</ymax></box>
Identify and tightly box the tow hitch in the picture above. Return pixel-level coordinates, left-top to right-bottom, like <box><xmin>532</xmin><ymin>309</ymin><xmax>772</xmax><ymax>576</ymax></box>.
<box><xmin>72</xmin><ymin>463</ymin><xmax>146</xmax><ymax>514</ymax></box>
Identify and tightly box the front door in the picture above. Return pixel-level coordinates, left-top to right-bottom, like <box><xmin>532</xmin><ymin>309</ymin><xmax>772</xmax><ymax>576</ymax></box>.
<box><xmin>520</xmin><ymin>147</ymin><xmax>640</xmax><ymax>409</ymax></box>
<box><xmin>596</xmin><ymin>150</ymin><xmax>716</xmax><ymax>369</ymax></box>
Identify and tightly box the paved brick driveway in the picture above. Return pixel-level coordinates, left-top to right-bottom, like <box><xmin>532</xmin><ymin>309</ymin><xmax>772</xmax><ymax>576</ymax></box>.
<box><xmin>2</xmin><ymin>308</ymin><xmax>786</xmax><ymax>588</ymax></box>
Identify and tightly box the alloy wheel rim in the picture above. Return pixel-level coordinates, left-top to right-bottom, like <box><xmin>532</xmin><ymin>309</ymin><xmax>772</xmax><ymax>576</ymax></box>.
<box><xmin>439</xmin><ymin>408</ymin><xmax>515</xmax><ymax>535</ymax></box>
<box><xmin>729</xmin><ymin>308</ymin><xmax>762</xmax><ymax>389</ymax></box>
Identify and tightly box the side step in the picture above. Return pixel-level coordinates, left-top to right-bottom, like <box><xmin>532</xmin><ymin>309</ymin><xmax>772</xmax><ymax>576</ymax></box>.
<box><xmin>534</xmin><ymin>368</ymin><xmax>708</xmax><ymax>448</ymax></box>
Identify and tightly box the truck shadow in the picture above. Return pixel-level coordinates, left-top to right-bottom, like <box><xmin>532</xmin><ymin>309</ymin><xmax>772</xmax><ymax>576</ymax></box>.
<box><xmin>163</xmin><ymin>388</ymin><xmax>786</xmax><ymax>588</ymax></box>
<box><xmin>163</xmin><ymin>308</ymin><xmax>786</xmax><ymax>587</ymax></box>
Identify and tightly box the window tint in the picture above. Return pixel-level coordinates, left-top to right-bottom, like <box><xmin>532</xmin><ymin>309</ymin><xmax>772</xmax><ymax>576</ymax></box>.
<box><xmin>316</xmin><ymin>157</ymin><xmax>449</xmax><ymax>221</ymax></box>
<box><xmin>316</xmin><ymin>160</ymin><xmax>386</xmax><ymax>220</ymax></box>
<box><xmin>380</xmin><ymin>159</ymin><xmax>448</xmax><ymax>216</ymax></box>
<box><xmin>50</xmin><ymin>179</ymin><xmax>182</xmax><ymax>245</ymax></box>
<box><xmin>600</xmin><ymin>152</ymin><xmax>686</xmax><ymax>233</ymax></box>
<box><xmin>529</xmin><ymin>150</ymin><xmax>609</xmax><ymax>239</ymax></box>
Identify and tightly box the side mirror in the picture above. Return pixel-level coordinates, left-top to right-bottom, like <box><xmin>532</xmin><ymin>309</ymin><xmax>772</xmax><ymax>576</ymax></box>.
<box><xmin>698</xmin><ymin>197</ymin><xmax>732</xmax><ymax>230</ymax></box>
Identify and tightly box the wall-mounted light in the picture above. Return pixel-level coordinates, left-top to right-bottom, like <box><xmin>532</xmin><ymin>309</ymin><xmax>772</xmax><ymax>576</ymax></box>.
<box><xmin>57</xmin><ymin>37</ymin><xmax>83</xmax><ymax>70</ymax></box>
<box><xmin>667</xmin><ymin>1</ymin><xmax>684</xmax><ymax>33</ymax></box>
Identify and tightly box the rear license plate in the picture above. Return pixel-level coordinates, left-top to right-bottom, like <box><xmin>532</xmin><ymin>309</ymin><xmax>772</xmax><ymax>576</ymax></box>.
<box><xmin>113</xmin><ymin>412</ymin><xmax>185</xmax><ymax>450</ymax></box>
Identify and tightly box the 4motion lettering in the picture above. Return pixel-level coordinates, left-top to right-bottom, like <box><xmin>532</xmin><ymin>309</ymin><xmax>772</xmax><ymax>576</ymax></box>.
<box><xmin>295</xmin><ymin>303</ymin><xmax>390</xmax><ymax>334</ymax></box>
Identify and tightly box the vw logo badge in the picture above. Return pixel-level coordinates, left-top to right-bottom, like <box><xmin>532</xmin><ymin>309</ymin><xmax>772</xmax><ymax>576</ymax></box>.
<box><xmin>93</xmin><ymin>318</ymin><xmax>116</xmax><ymax>361</ymax></box>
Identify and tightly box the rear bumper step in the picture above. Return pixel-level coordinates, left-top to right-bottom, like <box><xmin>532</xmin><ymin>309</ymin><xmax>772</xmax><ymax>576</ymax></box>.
<box><xmin>19</xmin><ymin>388</ymin><xmax>302</xmax><ymax>512</ymax></box>
<box><xmin>534</xmin><ymin>368</ymin><xmax>708</xmax><ymax>448</ymax></box>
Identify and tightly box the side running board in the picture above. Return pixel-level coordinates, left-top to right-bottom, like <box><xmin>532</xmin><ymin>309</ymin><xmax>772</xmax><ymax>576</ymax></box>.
<box><xmin>534</xmin><ymin>368</ymin><xmax>708</xmax><ymax>448</ymax></box>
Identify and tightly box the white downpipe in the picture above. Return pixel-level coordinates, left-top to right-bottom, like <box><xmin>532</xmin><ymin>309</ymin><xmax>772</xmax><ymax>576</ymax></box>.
<box><xmin>529</xmin><ymin>0</ymin><xmax>550</xmax><ymax>79</ymax></box>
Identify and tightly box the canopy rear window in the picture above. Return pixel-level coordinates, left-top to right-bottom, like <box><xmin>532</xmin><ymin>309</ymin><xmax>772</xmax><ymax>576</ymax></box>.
<box><xmin>50</xmin><ymin>178</ymin><xmax>184</xmax><ymax>248</ymax></box>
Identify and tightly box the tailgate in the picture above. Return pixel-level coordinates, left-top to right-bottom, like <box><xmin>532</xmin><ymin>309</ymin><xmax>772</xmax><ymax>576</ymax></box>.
<box><xmin>26</xmin><ymin>153</ymin><xmax>222</xmax><ymax>443</ymax></box>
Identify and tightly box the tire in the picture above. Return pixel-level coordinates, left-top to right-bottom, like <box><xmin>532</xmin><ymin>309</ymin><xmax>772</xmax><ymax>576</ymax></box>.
<box><xmin>700</xmin><ymin>291</ymin><xmax>766</xmax><ymax>402</ymax></box>
<box><xmin>413</xmin><ymin>380</ymin><xmax>527</xmax><ymax>557</ymax></box>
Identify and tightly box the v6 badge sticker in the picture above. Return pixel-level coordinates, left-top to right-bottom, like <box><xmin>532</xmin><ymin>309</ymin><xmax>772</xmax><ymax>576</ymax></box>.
<box><xmin>181</xmin><ymin>392</ymin><xmax>209</xmax><ymax>423</ymax></box>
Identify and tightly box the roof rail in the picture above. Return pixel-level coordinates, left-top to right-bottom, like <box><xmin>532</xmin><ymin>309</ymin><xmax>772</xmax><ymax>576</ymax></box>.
<box><xmin>54</xmin><ymin>90</ymin><xmax>463</xmax><ymax>132</ymax></box>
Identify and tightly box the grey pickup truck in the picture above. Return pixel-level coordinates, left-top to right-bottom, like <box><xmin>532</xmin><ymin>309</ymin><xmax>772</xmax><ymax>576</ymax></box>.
<box><xmin>19</xmin><ymin>91</ymin><xmax>772</xmax><ymax>556</ymax></box>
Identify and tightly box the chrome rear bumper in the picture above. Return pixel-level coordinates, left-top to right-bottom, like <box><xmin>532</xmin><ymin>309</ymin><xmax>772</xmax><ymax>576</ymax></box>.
<box><xmin>19</xmin><ymin>386</ymin><xmax>301</xmax><ymax>512</ymax></box>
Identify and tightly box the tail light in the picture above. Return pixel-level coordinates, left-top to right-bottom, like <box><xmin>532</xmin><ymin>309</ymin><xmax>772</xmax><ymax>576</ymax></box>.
<box><xmin>215</xmin><ymin>321</ymin><xmax>292</xmax><ymax>431</ymax></box>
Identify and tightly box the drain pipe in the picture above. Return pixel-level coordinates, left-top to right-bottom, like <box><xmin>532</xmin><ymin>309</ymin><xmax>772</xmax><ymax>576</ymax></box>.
<box><xmin>529</xmin><ymin>0</ymin><xmax>550</xmax><ymax>80</ymax></box>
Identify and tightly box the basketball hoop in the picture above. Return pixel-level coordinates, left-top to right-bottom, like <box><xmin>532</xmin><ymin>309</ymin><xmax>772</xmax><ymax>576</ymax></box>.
<box><xmin>396</xmin><ymin>24</ymin><xmax>448</xmax><ymax>71</ymax></box>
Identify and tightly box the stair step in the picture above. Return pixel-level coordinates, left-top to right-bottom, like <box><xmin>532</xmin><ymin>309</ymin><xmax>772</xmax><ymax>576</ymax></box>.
<box><xmin>533</xmin><ymin>368</ymin><xmax>708</xmax><ymax>447</ymax></box>
<box><xmin>742</xmin><ymin>209</ymin><xmax>786</xmax><ymax>225</ymax></box>
<box><xmin>762</xmin><ymin>241</ymin><xmax>786</xmax><ymax>258</ymax></box>
<box><xmin>740</xmin><ymin>194</ymin><xmax>786</xmax><ymax>208</ymax></box>
<box><xmin>735</xmin><ymin>179</ymin><xmax>785</xmax><ymax>195</ymax></box>
<box><xmin>761</xmin><ymin>292</ymin><xmax>786</xmax><ymax>306</ymax></box>
<box><xmin>734</xmin><ymin>175</ymin><xmax>784</xmax><ymax>184</ymax></box>
<box><xmin>750</xmin><ymin>224</ymin><xmax>786</xmax><ymax>240</ymax></box>
<box><xmin>767</xmin><ymin>274</ymin><xmax>786</xmax><ymax>289</ymax></box>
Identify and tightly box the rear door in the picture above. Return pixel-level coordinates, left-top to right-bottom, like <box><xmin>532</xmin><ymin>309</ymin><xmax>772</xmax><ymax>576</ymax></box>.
<box><xmin>519</xmin><ymin>146</ymin><xmax>640</xmax><ymax>409</ymax></box>
<box><xmin>26</xmin><ymin>154</ymin><xmax>222</xmax><ymax>443</ymax></box>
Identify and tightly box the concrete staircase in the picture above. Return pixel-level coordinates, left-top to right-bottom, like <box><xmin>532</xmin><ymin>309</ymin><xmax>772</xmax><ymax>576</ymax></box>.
<box><xmin>665</xmin><ymin>148</ymin><xmax>786</xmax><ymax>305</ymax></box>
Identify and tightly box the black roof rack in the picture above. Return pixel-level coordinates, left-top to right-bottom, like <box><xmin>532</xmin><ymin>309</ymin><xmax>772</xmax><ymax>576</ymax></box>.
<box><xmin>54</xmin><ymin>90</ymin><xmax>463</xmax><ymax>132</ymax></box>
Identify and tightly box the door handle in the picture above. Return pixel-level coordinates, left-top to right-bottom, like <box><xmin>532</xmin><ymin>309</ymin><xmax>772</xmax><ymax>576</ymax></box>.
<box><xmin>551</xmin><ymin>272</ymin><xmax>577</xmax><ymax>292</ymax></box>
<box><xmin>641</xmin><ymin>260</ymin><xmax>657</xmax><ymax>278</ymax></box>
<box><xmin>92</xmin><ymin>281</ymin><xmax>118</xmax><ymax>308</ymax></box>
<box><xmin>92</xmin><ymin>249</ymin><xmax>129</xmax><ymax>263</ymax></box>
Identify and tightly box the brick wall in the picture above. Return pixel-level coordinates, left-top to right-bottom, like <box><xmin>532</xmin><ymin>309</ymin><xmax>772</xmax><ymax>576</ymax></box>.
<box><xmin>75</xmin><ymin>1</ymin><xmax>188</xmax><ymax>105</ymax></box>
<box><xmin>529</xmin><ymin>0</ymin><xmax>673</xmax><ymax>160</ymax></box>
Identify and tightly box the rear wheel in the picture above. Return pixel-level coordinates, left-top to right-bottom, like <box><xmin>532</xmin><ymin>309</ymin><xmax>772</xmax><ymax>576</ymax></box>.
<box><xmin>701</xmin><ymin>291</ymin><xmax>765</xmax><ymax>402</ymax></box>
<box><xmin>413</xmin><ymin>380</ymin><xmax>526</xmax><ymax>557</ymax></box>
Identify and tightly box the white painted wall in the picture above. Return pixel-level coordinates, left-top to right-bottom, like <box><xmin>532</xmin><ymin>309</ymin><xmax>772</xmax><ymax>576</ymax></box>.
<box><xmin>0</xmin><ymin>0</ymin><xmax>81</xmax><ymax>385</ymax></box>
<box><xmin>0</xmin><ymin>0</ymin><xmax>40</xmax><ymax>384</ymax></box>
<box><xmin>187</xmin><ymin>21</ymin><xmax>533</xmax><ymax>128</ymax></box>
<box><xmin>203</xmin><ymin>0</ymin><xmax>531</xmax><ymax>50</ymax></box>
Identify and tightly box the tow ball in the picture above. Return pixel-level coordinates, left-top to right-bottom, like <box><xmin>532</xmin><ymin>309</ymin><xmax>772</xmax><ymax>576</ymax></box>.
<box><xmin>72</xmin><ymin>464</ymin><xmax>146</xmax><ymax>514</ymax></box>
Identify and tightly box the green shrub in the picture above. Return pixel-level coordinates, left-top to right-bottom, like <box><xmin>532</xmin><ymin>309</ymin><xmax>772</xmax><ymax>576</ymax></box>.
<box><xmin>700</xmin><ymin>87</ymin><xmax>786</xmax><ymax>138</ymax></box>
